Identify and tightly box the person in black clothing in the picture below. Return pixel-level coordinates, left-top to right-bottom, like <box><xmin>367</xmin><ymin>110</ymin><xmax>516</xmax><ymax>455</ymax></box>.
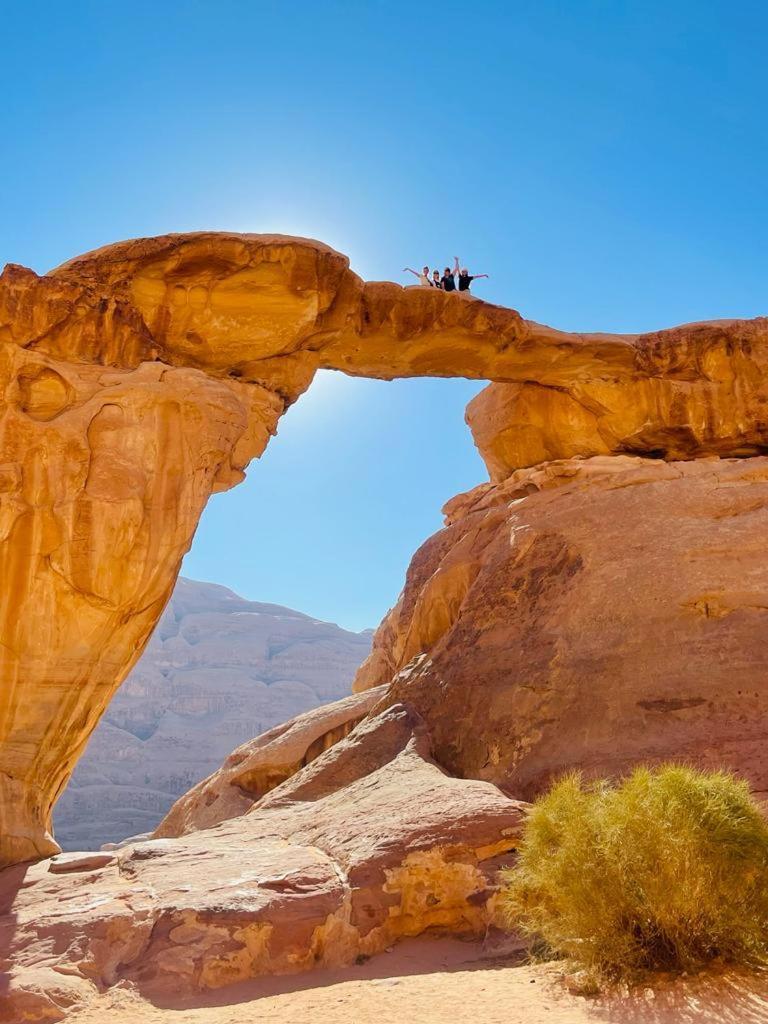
<box><xmin>455</xmin><ymin>256</ymin><xmax>490</xmax><ymax>292</ymax></box>
<box><xmin>441</xmin><ymin>261</ymin><xmax>457</xmax><ymax>292</ymax></box>
<box><xmin>431</xmin><ymin>269</ymin><xmax>443</xmax><ymax>288</ymax></box>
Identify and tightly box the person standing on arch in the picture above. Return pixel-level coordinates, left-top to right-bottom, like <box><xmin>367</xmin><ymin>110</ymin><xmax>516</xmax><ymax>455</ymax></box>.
<box><xmin>455</xmin><ymin>256</ymin><xmax>490</xmax><ymax>293</ymax></box>
<box><xmin>441</xmin><ymin>261</ymin><xmax>457</xmax><ymax>292</ymax></box>
<box><xmin>403</xmin><ymin>265</ymin><xmax>432</xmax><ymax>287</ymax></box>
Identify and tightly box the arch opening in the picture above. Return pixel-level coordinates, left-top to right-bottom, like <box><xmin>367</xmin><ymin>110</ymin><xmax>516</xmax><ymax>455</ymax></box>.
<box><xmin>53</xmin><ymin>371</ymin><xmax>489</xmax><ymax>849</ymax></box>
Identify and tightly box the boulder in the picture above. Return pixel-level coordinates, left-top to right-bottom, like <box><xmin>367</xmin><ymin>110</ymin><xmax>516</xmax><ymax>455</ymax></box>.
<box><xmin>355</xmin><ymin>455</ymin><xmax>768</xmax><ymax>798</ymax></box>
<box><xmin>47</xmin><ymin>851</ymin><xmax>116</xmax><ymax>874</ymax></box>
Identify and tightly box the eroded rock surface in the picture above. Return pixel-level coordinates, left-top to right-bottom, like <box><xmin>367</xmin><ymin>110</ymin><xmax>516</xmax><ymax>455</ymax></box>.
<box><xmin>0</xmin><ymin>349</ymin><xmax>266</xmax><ymax>866</ymax></box>
<box><xmin>3</xmin><ymin>230</ymin><xmax>768</xmax><ymax>1020</ymax></box>
<box><xmin>467</xmin><ymin>318</ymin><xmax>768</xmax><ymax>481</ymax></box>
<box><xmin>2</xmin><ymin>230</ymin><xmax>768</xmax><ymax>866</ymax></box>
<box><xmin>354</xmin><ymin>455</ymin><xmax>768</xmax><ymax>797</ymax></box>
<box><xmin>0</xmin><ymin>705</ymin><xmax>525</xmax><ymax>1021</ymax></box>
<box><xmin>155</xmin><ymin>685</ymin><xmax>386</xmax><ymax>838</ymax></box>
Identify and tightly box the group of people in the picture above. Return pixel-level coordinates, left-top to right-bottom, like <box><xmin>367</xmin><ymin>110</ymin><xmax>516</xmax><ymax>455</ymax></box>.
<box><xmin>404</xmin><ymin>256</ymin><xmax>489</xmax><ymax>293</ymax></box>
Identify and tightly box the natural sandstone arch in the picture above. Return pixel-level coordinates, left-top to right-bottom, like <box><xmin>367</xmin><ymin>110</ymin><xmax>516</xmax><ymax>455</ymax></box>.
<box><xmin>0</xmin><ymin>231</ymin><xmax>767</xmax><ymax>866</ymax></box>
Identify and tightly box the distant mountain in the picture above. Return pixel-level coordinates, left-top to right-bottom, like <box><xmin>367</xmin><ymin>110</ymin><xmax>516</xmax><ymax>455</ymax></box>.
<box><xmin>54</xmin><ymin>578</ymin><xmax>372</xmax><ymax>850</ymax></box>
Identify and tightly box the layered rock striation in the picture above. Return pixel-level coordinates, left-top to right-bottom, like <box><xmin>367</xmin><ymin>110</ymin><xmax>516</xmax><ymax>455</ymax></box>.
<box><xmin>467</xmin><ymin>317</ymin><xmax>768</xmax><ymax>481</ymax></box>
<box><xmin>1</xmin><ymin>704</ymin><xmax>525</xmax><ymax>1021</ymax></box>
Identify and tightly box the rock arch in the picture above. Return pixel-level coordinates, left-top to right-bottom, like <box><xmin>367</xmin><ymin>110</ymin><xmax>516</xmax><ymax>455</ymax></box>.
<box><xmin>0</xmin><ymin>231</ymin><xmax>766</xmax><ymax>866</ymax></box>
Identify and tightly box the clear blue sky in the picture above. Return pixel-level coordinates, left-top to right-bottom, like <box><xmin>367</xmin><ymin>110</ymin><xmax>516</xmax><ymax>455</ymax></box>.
<box><xmin>2</xmin><ymin>1</ymin><xmax>766</xmax><ymax>629</ymax></box>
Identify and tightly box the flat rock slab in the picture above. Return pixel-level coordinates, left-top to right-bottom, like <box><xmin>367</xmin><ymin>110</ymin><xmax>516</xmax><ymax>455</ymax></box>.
<box><xmin>48</xmin><ymin>852</ymin><xmax>116</xmax><ymax>873</ymax></box>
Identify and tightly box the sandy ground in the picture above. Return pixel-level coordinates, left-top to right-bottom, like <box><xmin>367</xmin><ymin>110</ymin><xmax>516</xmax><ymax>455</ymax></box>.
<box><xmin>66</xmin><ymin>935</ymin><xmax>768</xmax><ymax>1024</ymax></box>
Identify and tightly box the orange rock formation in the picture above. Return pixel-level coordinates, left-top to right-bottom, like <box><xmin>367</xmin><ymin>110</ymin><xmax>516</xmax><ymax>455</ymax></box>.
<box><xmin>2</xmin><ymin>231</ymin><xmax>768</xmax><ymax>1018</ymax></box>
<box><xmin>354</xmin><ymin>455</ymin><xmax>768</xmax><ymax>795</ymax></box>
<box><xmin>155</xmin><ymin>686</ymin><xmax>387</xmax><ymax>838</ymax></box>
<box><xmin>0</xmin><ymin>231</ymin><xmax>767</xmax><ymax>867</ymax></box>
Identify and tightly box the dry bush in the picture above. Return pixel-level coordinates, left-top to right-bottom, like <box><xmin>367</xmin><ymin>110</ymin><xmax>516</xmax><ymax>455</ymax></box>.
<box><xmin>500</xmin><ymin>764</ymin><xmax>768</xmax><ymax>980</ymax></box>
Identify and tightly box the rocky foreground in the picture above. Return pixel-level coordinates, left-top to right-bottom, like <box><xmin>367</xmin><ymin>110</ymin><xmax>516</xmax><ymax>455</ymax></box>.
<box><xmin>1</xmin><ymin>233</ymin><xmax>768</xmax><ymax>1020</ymax></box>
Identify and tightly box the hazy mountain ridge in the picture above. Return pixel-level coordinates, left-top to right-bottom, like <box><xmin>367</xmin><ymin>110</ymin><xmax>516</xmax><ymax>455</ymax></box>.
<box><xmin>54</xmin><ymin>578</ymin><xmax>372</xmax><ymax>849</ymax></box>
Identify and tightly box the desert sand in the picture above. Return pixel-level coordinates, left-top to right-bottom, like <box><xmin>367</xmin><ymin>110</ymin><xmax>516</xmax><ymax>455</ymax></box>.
<box><xmin>66</xmin><ymin>937</ymin><xmax>768</xmax><ymax>1024</ymax></box>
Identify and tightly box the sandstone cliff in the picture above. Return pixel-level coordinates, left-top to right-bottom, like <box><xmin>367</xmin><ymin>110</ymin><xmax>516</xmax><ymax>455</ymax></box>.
<box><xmin>2</xmin><ymin>231</ymin><xmax>768</xmax><ymax>1020</ymax></box>
<box><xmin>53</xmin><ymin>577</ymin><xmax>371</xmax><ymax>850</ymax></box>
<box><xmin>353</xmin><ymin>455</ymin><xmax>768</xmax><ymax>796</ymax></box>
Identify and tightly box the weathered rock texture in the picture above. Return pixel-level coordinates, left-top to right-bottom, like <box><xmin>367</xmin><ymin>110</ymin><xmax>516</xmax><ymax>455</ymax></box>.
<box><xmin>53</xmin><ymin>578</ymin><xmax>371</xmax><ymax>850</ymax></box>
<box><xmin>155</xmin><ymin>685</ymin><xmax>386</xmax><ymax>839</ymax></box>
<box><xmin>466</xmin><ymin>318</ymin><xmax>768</xmax><ymax>481</ymax></box>
<box><xmin>0</xmin><ymin>231</ymin><xmax>531</xmax><ymax>867</ymax></box>
<box><xmin>1</xmin><ymin>234</ymin><xmax>768</xmax><ymax>866</ymax></box>
<box><xmin>3</xmin><ymin>230</ymin><xmax>768</xmax><ymax>1018</ymax></box>
<box><xmin>1</xmin><ymin>234</ymin><xmax>766</xmax><ymax>867</ymax></box>
<box><xmin>354</xmin><ymin>455</ymin><xmax>768</xmax><ymax>797</ymax></box>
<box><xmin>0</xmin><ymin>705</ymin><xmax>525</xmax><ymax>1021</ymax></box>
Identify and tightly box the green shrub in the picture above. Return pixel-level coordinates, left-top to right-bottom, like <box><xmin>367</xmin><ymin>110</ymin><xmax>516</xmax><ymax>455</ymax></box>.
<box><xmin>500</xmin><ymin>764</ymin><xmax>768</xmax><ymax>980</ymax></box>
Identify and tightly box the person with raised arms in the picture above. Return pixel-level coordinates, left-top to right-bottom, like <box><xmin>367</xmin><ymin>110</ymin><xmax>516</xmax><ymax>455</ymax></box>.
<box><xmin>455</xmin><ymin>256</ymin><xmax>489</xmax><ymax>293</ymax></box>
<box><xmin>441</xmin><ymin>260</ymin><xmax>457</xmax><ymax>291</ymax></box>
<box><xmin>403</xmin><ymin>264</ymin><xmax>433</xmax><ymax>287</ymax></box>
